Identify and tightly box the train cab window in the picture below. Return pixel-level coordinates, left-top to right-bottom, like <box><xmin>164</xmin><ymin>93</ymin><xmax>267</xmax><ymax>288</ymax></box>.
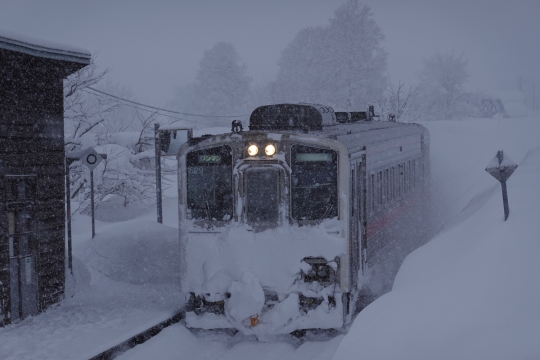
<box><xmin>186</xmin><ymin>146</ymin><xmax>233</xmax><ymax>221</ymax></box>
<box><xmin>291</xmin><ymin>145</ymin><xmax>338</xmax><ymax>220</ymax></box>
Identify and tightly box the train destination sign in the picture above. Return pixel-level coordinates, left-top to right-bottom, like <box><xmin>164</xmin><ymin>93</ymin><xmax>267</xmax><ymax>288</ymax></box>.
<box><xmin>296</xmin><ymin>153</ymin><xmax>333</xmax><ymax>162</ymax></box>
<box><xmin>198</xmin><ymin>155</ymin><xmax>222</xmax><ymax>163</ymax></box>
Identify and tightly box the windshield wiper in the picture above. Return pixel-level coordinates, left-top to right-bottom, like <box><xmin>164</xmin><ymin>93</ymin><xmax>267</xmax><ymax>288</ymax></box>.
<box><xmin>203</xmin><ymin>190</ymin><xmax>214</xmax><ymax>229</ymax></box>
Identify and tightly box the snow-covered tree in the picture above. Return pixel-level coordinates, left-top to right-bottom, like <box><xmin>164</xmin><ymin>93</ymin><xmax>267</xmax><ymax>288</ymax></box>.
<box><xmin>273</xmin><ymin>0</ymin><xmax>387</xmax><ymax>110</ymax></box>
<box><xmin>64</xmin><ymin>59</ymin><xmax>164</xmax><ymax>214</ymax></box>
<box><xmin>417</xmin><ymin>50</ymin><xmax>470</xmax><ymax>120</ymax></box>
<box><xmin>172</xmin><ymin>42</ymin><xmax>251</xmax><ymax>127</ymax></box>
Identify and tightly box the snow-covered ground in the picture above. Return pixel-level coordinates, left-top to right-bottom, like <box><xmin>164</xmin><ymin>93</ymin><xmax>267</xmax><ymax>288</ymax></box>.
<box><xmin>1</xmin><ymin>114</ymin><xmax>539</xmax><ymax>360</ymax></box>
<box><xmin>0</xmin><ymin>197</ymin><xmax>183</xmax><ymax>360</ymax></box>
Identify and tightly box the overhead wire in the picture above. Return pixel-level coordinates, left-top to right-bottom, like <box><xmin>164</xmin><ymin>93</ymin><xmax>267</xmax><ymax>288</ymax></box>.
<box><xmin>81</xmin><ymin>88</ymin><xmax>209</xmax><ymax>125</ymax></box>
<box><xmin>84</xmin><ymin>86</ymin><xmax>250</xmax><ymax>124</ymax></box>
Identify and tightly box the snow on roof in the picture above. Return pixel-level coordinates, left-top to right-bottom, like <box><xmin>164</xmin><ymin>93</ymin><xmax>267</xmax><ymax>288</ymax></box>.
<box><xmin>0</xmin><ymin>27</ymin><xmax>91</xmax><ymax>65</ymax></box>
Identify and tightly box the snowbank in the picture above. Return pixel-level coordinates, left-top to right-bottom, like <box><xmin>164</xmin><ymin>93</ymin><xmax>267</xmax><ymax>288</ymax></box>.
<box><xmin>333</xmin><ymin>146</ymin><xmax>540</xmax><ymax>358</ymax></box>
<box><xmin>79</xmin><ymin>219</ymin><xmax>181</xmax><ymax>285</ymax></box>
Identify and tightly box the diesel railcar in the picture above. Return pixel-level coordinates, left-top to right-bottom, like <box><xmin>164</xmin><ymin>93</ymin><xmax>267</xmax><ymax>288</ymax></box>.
<box><xmin>176</xmin><ymin>103</ymin><xmax>430</xmax><ymax>335</ymax></box>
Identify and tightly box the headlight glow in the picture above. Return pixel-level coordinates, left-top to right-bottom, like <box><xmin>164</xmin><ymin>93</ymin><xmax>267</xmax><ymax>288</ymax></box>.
<box><xmin>265</xmin><ymin>144</ymin><xmax>276</xmax><ymax>156</ymax></box>
<box><xmin>247</xmin><ymin>145</ymin><xmax>258</xmax><ymax>156</ymax></box>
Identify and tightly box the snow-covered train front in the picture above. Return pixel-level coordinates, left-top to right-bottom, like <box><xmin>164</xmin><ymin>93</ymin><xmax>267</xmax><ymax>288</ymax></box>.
<box><xmin>176</xmin><ymin>104</ymin><xmax>429</xmax><ymax>335</ymax></box>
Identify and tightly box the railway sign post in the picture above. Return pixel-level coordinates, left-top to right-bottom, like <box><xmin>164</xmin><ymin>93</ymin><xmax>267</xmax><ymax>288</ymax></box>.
<box><xmin>80</xmin><ymin>148</ymin><xmax>104</xmax><ymax>239</ymax></box>
<box><xmin>485</xmin><ymin>150</ymin><xmax>518</xmax><ymax>221</ymax></box>
<box><xmin>66</xmin><ymin>148</ymin><xmax>106</xmax><ymax>273</ymax></box>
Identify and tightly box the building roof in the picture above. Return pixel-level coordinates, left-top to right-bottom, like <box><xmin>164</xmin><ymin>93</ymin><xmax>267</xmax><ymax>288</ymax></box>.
<box><xmin>0</xmin><ymin>28</ymin><xmax>91</xmax><ymax>65</ymax></box>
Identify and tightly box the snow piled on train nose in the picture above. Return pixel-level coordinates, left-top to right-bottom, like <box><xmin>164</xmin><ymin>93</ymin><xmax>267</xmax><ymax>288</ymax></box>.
<box><xmin>181</xmin><ymin>218</ymin><xmax>346</xmax><ymax>296</ymax></box>
<box><xmin>225</xmin><ymin>272</ymin><xmax>265</xmax><ymax>329</ymax></box>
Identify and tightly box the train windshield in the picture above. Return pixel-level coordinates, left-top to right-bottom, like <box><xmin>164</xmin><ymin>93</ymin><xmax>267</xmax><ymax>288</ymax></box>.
<box><xmin>186</xmin><ymin>145</ymin><xmax>233</xmax><ymax>221</ymax></box>
<box><xmin>291</xmin><ymin>145</ymin><xmax>338</xmax><ymax>220</ymax></box>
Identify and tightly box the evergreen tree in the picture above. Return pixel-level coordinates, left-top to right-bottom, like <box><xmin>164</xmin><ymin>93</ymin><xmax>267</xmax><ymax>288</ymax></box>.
<box><xmin>417</xmin><ymin>51</ymin><xmax>469</xmax><ymax>120</ymax></box>
<box><xmin>274</xmin><ymin>0</ymin><xmax>387</xmax><ymax>110</ymax></box>
<box><xmin>187</xmin><ymin>42</ymin><xmax>251</xmax><ymax>126</ymax></box>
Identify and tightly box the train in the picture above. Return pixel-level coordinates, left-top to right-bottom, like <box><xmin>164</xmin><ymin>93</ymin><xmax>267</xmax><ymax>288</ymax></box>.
<box><xmin>174</xmin><ymin>103</ymin><xmax>430</xmax><ymax>336</ymax></box>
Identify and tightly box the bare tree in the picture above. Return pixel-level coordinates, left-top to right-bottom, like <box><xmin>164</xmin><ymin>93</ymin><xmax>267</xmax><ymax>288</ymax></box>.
<box><xmin>64</xmin><ymin>56</ymin><xmax>117</xmax><ymax>151</ymax></box>
<box><xmin>64</xmin><ymin>60</ymin><xmax>163</xmax><ymax>214</ymax></box>
<box><xmin>377</xmin><ymin>80</ymin><xmax>421</xmax><ymax>122</ymax></box>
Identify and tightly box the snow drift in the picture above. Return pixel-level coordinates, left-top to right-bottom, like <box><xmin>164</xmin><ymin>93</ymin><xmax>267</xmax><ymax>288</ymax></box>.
<box><xmin>79</xmin><ymin>220</ymin><xmax>181</xmax><ymax>285</ymax></box>
<box><xmin>333</xmin><ymin>146</ymin><xmax>540</xmax><ymax>359</ymax></box>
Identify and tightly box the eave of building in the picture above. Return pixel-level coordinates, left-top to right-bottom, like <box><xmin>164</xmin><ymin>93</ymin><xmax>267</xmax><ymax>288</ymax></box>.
<box><xmin>0</xmin><ymin>31</ymin><xmax>91</xmax><ymax>65</ymax></box>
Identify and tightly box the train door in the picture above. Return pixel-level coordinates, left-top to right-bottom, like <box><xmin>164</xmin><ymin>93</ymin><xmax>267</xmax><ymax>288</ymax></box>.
<box><xmin>349</xmin><ymin>159</ymin><xmax>366</xmax><ymax>287</ymax></box>
<box><xmin>358</xmin><ymin>156</ymin><xmax>367</xmax><ymax>274</ymax></box>
<box><xmin>244</xmin><ymin>166</ymin><xmax>280</xmax><ymax>227</ymax></box>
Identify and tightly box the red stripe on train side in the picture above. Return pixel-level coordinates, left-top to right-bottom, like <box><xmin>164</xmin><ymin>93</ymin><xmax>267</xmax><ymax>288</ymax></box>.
<box><xmin>366</xmin><ymin>192</ymin><xmax>421</xmax><ymax>239</ymax></box>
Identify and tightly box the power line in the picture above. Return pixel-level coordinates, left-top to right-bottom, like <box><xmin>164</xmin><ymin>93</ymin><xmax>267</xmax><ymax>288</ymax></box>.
<box><xmin>80</xmin><ymin>89</ymin><xmax>211</xmax><ymax>125</ymax></box>
<box><xmin>85</xmin><ymin>86</ymin><xmax>250</xmax><ymax>118</ymax></box>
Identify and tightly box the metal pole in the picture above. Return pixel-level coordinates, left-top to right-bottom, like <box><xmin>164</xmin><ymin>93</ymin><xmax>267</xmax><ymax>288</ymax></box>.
<box><xmin>501</xmin><ymin>178</ymin><xmax>510</xmax><ymax>221</ymax></box>
<box><xmin>91</xmin><ymin>169</ymin><xmax>95</xmax><ymax>238</ymax></box>
<box><xmin>154</xmin><ymin>123</ymin><xmax>163</xmax><ymax>224</ymax></box>
<box><xmin>65</xmin><ymin>159</ymin><xmax>73</xmax><ymax>274</ymax></box>
<box><xmin>496</xmin><ymin>151</ymin><xmax>510</xmax><ymax>221</ymax></box>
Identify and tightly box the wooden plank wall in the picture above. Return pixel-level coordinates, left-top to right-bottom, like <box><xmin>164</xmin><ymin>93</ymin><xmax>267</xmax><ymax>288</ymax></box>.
<box><xmin>0</xmin><ymin>47</ymin><xmax>83</xmax><ymax>325</ymax></box>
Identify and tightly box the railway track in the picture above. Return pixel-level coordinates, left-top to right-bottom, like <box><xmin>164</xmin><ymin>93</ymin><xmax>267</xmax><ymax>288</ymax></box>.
<box><xmin>89</xmin><ymin>310</ymin><xmax>185</xmax><ymax>360</ymax></box>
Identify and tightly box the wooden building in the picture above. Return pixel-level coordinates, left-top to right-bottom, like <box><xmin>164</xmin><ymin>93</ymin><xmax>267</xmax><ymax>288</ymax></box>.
<box><xmin>0</xmin><ymin>31</ymin><xmax>90</xmax><ymax>325</ymax></box>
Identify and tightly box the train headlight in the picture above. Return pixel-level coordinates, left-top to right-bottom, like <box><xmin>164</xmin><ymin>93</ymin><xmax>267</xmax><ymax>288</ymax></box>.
<box><xmin>247</xmin><ymin>145</ymin><xmax>259</xmax><ymax>156</ymax></box>
<box><xmin>265</xmin><ymin>144</ymin><xmax>276</xmax><ymax>156</ymax></box>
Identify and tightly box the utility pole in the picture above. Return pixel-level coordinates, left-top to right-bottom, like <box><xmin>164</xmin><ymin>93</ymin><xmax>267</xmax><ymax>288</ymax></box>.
<box><xmin>155</xmin><ymin>123</ymin><xmax>163</xmax><ymax>224</ymax></box>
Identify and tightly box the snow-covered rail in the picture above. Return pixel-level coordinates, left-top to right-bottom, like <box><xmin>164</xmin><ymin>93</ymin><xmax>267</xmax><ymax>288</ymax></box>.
<box><xmin>88</xmin><ymin>311</ymin><xmax>185</xmax><ymax>360</ymax></box>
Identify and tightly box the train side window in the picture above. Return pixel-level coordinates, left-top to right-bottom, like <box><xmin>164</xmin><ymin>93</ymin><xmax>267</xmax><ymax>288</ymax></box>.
<box><xmin>370</xmin><ymin>173</ymin><xmax>375</xmax><ymax>213</ymax></box>
<box><xmin>405</xmin><ymin>162</ymin><xmax>409</xmax><ymax>194</ymax></box>
<box><xmin>384</xmin><ymin>169</ymin><xmax>389</xmax><ymax>204</ymax></box>
<box><xmin>399</xmin><ymin>164</ymin><xmax>403</xmax><ymax>197</ymax></box>
<box><xmin>408</xmin><ymin>160</ymin><xmax>412</xmax><ymax>192</ymax></box>
<box><xmin>392</xmin><ymin>166</ymin><xmax>396</xmax><ymax>200</ymax></box>
<box><xmin>412</xmin><ymin>159</ymin><xmax>416</xmax><ymax>189</ymax></box>
<box><xmin>401</xmin><ymin>163</ymin><xmax>407</xmax><ymax>197</ymax></box>
<box><xmin>389</xmin><ymin>167</ymin><xmax>394</xmax><ymax>201</ymax></box>
<box><xmin>377</xmin><ymin>171</ymin><xmax>382</xmax><ymax>206</ymax></box>
<box><xmin>357</xmin><ymin>168</ymin><xmax>363</xmax><ymax>215</ymax></box>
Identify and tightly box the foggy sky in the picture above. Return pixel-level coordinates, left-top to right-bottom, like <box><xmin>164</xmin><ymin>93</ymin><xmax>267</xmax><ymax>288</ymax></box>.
<box><xmin>1</xmin><ymin>0</ymin><xmax>539</xmax><ymax>106</ymax></box>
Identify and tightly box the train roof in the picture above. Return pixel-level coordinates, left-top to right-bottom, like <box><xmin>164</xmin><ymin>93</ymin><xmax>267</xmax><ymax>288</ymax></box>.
<box><xmin>247</xmin><ymin>103</ymin><xmax>428</xmax><ymax>153</ymax></box>
<box><xmin>313</xmin><ymin>121</ymin><xmax>429</xmax><ymax>154</ymax></box>
<box><xmin>186</xmin><ymin>104</ymin><xmax>429</xmax><ymax>155</ymax></box>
